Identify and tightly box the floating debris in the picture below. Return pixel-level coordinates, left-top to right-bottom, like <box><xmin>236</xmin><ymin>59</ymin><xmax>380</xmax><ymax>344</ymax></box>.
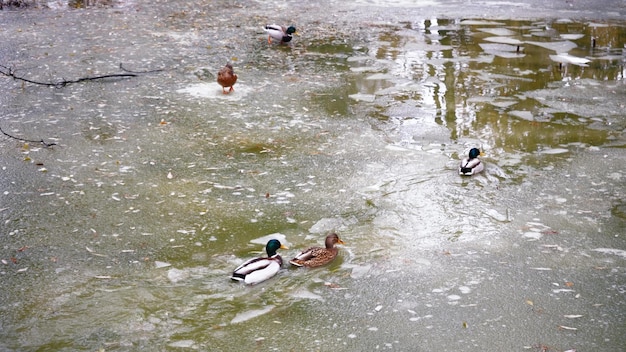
<box><xmin>539</xmin><ymin>148</ymin><xmax>570</xmax><ymax>155</ymax></box>
<box><xmin>167</xmin><ymin>268</ymin><xmax>189</xmax><ymax>283</ymax></box>
<box><xmin>155</xmin><ymin>261</ymin><xmax>172</xmax><ymax>268</ymax></box>
<box><xmin>592</xmin><ymin>248</ymin><xmax>626</xmax><ymax>258</ymax></box>
<box><xmin>483</xmin><ymin>36</ymin><xmax>524</xmax><ymax>45</ymax></box>
<box><xmin>168</xmin><ymin>340</ymin><xmax>196</xmax><ymax>348</ymax></box>
<box><xmin>549</xmin><ymin>54</ymin><xmax>591</xmax><ymax>66</ymax></box>
<box><xmin>477</xmin><ymin>28</ymin><xmax>518</xmax><ymax>36</ymax></box>
<box><xmin>230</xmin><ymin>306</ymin><xmax>275</xmax><ymax>324</ymax></box>
<box><xmin>348</xmin><ymin>93</ymin><xmax>376</xmax><ymax>102</ymax></box>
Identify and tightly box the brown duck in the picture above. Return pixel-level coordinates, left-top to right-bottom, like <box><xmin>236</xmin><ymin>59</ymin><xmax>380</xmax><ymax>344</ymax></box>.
<box><xmin>289</xmin><ymin>233</ymin><xmax>345</xmax><ymax>268</ymax></box>
<box><xmin>217</xmin><ymin>63</ymin><xmax>237</xmax><ymax>94</ymax></box>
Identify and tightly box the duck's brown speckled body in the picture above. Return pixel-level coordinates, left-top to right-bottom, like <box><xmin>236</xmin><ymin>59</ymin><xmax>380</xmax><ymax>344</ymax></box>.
<box><xmin>289</xmin><ymin>233</ymin><xmax>345</xmax><ymax>268</ymax></box>
<box><xmin>217</xmin><ymin>64</ymin><xmax>237</xmax><ymax>94</ymax></box>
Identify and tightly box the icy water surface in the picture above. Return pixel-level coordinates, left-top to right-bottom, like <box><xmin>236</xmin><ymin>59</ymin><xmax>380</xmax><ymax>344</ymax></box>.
<box><xmin>0</xmin><ymin>0</ymin><xmax>625</xmax><ymax>351</ymax></box>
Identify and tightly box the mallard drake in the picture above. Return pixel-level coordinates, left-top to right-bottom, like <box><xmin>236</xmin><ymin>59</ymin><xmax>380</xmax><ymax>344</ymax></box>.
<box><xmin>264</xmin><ymin>24</ymin><xmax>297</xmax><ymax>44</ymax></box>
<box><xmin>217</xmin><ymin>63</ymin><xmax>237</xmax><ymax>94</ymax></box>
<box><xmin>231</xmin><ymin>239</ymin><xmax>288</xmax><ymax>285</ymax></box>
<box><xmin>289</xmin><ymin>233</ymin><xmax>345</xmax><ymax>268</ymax></box>
<box><xmin>459</xmin><ymin>148</ymin><xmax>485</xmax><ymax>176</ymax></box>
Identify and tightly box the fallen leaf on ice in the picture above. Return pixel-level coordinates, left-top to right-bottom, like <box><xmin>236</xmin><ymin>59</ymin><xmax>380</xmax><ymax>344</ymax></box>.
<box><xmin>592</xmin><ymin>248</ymin><xmax>626</xmax><ymax>258</ymax></box>
<box><xmin>86</xmin><ymin>247</ymin><xmax>107</xmax><ymax>257</ymax></box>
<box><xmin>558</xmin><ymin>325</ymin><xmax>578</xmax><ymax>331</ymax></box>
<box><xmin>550</xmin><ymin>54</ymin><xmax>591</xmax><ymax>66</ymax></box>
<box><xmin>553</xmin><ymin>289</ymin><xmax>575</xmax><ymax>293</ymax></box>
<box><xmin>155</xmin><ymin>261</ymin><xmax>172</xmax><ymax>268</ymax></box>
<box><xmin>542</xmin><ymin>244</ymin><xmax>563</xmax><ymax>251</ymax></box>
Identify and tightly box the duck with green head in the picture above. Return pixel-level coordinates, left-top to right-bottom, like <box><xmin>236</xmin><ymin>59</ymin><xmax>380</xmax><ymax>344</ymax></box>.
<box><xmin>264</xmin><ymin>24</ymin><xmax>297</xmax><ymax>44</ymax></box>
<box><xmin>231</xmin><ymin>239</ymin><xmax>288</xmax><ymax>285</ymax></box>
<box><xmin>459</xmin><ymin>148</ymin><xmax>485</xmax><ymax>176</ymax></box>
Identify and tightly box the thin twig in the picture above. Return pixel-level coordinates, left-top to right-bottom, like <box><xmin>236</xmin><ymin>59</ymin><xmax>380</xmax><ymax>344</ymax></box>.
<box><xmin>0</xmin><ymin>64</ymin><xmax>136</xmax><ymax>88</ymax></box>
<box><xmin>0</xmin><ymin>62</ymin><xmax>164</xmax><ymax>147</ymax></box>
<box><xmin>0</xmin><ymin>125</ymin><xmax>57</xmax><ymax>148</ymax></box>
<box><xmin>118</xmin><ymin>63</ymin><xmax>165</xmax><ymax>74</ymax></box>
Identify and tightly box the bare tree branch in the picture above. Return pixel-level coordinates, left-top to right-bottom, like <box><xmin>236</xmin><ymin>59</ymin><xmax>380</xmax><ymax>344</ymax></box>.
<box><xmin>0</xmin><ymin>125</ymin><xmax>57</xmax><ymax>148</ymax></box>
<box><xmin>0</xmin><ymin>64</ymin><xmax>137</xmax><ymax>87</ymax></box>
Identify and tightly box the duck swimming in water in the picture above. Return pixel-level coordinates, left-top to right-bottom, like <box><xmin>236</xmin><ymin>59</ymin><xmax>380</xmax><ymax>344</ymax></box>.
<box><xmin>231</xmin><ymin>239</ymin><xmax>288</xmax><ymax>285</ymax></box>
<box><xmin>264</xmin><ymin>24</ymin><xmax>297</xmax><ymax>44</ymax></box>
<box><xmin>289</xmin><ymin>233</ymin><xmax>345</xmax><ymax>268</ymax></box>
<box><xmin>459</xmin><ymin>148</ymin><xmax>485</xmax><ymax>176</ymax></box>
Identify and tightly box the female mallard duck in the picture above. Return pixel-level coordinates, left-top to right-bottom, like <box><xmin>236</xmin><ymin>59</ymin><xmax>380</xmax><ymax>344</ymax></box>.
<box><xmin>459</xmin><ymin>148</ymin><xmax>485</xmax><ymax>176</ymax></box>
<box><xmin>264</xmin><ymin>24</ymin><xmax>297</xmax><ymax>44</ymax></box>
<box><xmin>231</xmin><ymin>239</ymin><xmax>288</xmax><ymax>285</ymax></box>
<box><xmin>289</xmin><ymin>233</ymin><xmax>345</xmax><ymax>268</ymax></box>
<box><xmin>217</xmin><ymin>63</ymin><xmax>237</xmax><ymax>94</ymax></box>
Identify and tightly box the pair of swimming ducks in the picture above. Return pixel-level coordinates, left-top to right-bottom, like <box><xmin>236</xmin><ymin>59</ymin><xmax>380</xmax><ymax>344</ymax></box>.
<box><xmin>231</xmin><ymin>149</ymin><xmax>484</xmax><ymax>286</ymax></box>
<box><xmin>217</xmin><ymin>24</ymin><xmax>297</xmax><ymax>94</ymax></box>
<box><xmin>231</xmin><ymin>233</ymin><xmax>344</xmax><ymax>285</ymax></box>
